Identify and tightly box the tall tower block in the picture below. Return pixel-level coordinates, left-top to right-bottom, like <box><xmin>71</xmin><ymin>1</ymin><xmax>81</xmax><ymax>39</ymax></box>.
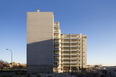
<box><xmin>27</xmin><ymin>10</ymin><xmax>54</xmax><ymax>73</ymax></box>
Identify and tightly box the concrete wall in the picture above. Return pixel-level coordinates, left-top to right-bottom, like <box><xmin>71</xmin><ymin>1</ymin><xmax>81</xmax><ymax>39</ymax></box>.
<box><xmin>27</xmin><ymin>11</ymin><xmax>54</xmax><ymax>73</ymax></box>
<box><xmin>82</xmin><ymin>35</ymin><xmax>87</xmax><ymax>68</ymax></box>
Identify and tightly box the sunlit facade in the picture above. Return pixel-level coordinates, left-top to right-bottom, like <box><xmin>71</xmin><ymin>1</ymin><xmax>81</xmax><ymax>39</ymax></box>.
<box><xmin>53</xmin><ymin>22</ymin><xmax>87</xmax><ymax>73</ymax></box>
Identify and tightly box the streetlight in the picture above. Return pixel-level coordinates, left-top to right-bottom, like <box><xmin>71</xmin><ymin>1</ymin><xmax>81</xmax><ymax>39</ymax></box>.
<box><xmin>6</xmin><ymin>49</ymin><xmax>13</xmax><ymax>64</ymax></box>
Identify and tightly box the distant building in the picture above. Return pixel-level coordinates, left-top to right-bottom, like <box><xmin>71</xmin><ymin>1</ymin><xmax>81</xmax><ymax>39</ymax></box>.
<box><xmin>27</xmin><ymin>10</ymin><xmax>87</xmax><ymax>73</ymax></box>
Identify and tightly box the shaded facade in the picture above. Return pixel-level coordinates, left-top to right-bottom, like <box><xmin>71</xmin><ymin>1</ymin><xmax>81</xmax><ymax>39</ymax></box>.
<box><xmin>27</xmin><ymin>9</ymin><xmax>54</xmax><ymax>73</ymax></box>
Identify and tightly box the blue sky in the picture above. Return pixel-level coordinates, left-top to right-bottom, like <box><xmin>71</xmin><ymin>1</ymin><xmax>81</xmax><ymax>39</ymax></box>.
<box><xmin>0</xmin><ymin>0</ymin><xmax>116</xmax><ymax>66</ymax></box>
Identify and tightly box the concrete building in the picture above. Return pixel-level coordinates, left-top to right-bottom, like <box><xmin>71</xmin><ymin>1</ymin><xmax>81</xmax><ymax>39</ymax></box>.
<box><xmin>27</xmin><ymin>9</ymin><xmax>54</xmax><ymax>73</ymax></box>
<box><xmin>60</xmin><ymin>34</ymin><xmax>87</xmax><ymax>72</ymax></box>
<box><xmin>53</xmin><ymin>22</ymin><xmax>87</xmax><ymax>73</ymax></box>
<box><xmin>27</xmin><ymin>10</ymin><xmax>87</xmax><ymax>73</ymax></box>
<box><xmin>54</xmin><ymin>22</ymin><xmax>62</xmax><ymax>73</ymax></box>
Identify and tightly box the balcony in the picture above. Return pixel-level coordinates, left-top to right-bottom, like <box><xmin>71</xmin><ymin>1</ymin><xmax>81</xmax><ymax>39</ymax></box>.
<box><xmin>54</xmin><ymin>65</ymin><xmax>59</xmax><ymax>67</ymax></box>
<box><xmin>70</xmin><ymin>65</ymin><xmax>78</xmax><ymax>67</ymax></box>
<box><xmin>63</xmin><ymin>39</ymin><xmax>70</xmax><ymax>41</ymax></box>
<box><xmin>62</xmin><ymin>58</ymin><xmax>70</xmax><ymax>60</ymax></box>
<box><xmin>63</xmin><ymin>51</ymin><xmax>70</xmax><ymax>53</ymax></box>
<box><xmin>70</xmin><ymin>47</ymin><xmax>78</xmax><ymax>49</ymax></box>
<box><xmin>70</xmin><ymin>62</ymin><xmax>77</xmax><ymax>64</ymax></box>
<box><xmin>54</xmin><ymin>30</ymin><xmax>60</xmax><ymax>33</ymax></box>
<box><xmin>62</xmin><ymin>54</ymin><xmax>70</xmax><ymax>57</ymax></box>
<box><xmin>54</xmin><ymin>51</ymin><xmax>59</xmax><ymax>54</ymax></box>
<box><xmin>54</xmin><ymin>24</ymin><xmax>59</xmax><ymax>27</ymax></box>
<box><xmin>63</xmin><ymin>65</ymin><xmax>70</xmax><ymax>67</ymax></box>
<box><xmin>71</xmin><ymin>43</ymin><xmax>78</xmax><ymax>45</ymax></box>
<box><xmin>62</xmin><ymin>52</ymin><xmax>70</xmax><ymax>55</ymax></box>
<box><xmin>54</xmin><ymin>62</ymin><xmax>59</xmax><ymax>66</ymax></box>
<box><xmin>54</xmin><ymin>59</ymin><xmax>59</xmax><ymax>62</ymax></box>
<box><xmin>70</xmin><ymin>49</ymin><xmax>77</xmax><ymax>51</ymax></box>
<box><xmin>70</xmin><ymin>58</ymin><xmax>78</xmax><ymax>60</ymax></box>
<box><xmin>70</xmin><ymin>45</ymin><xmax>78</xmax><ymax>47</ymax></box>
<box><xmin>61</xmin><ymin>37</ymin><xmax>70</xmax><ymax>39</ymax></box>
<box><xmin>70</xmin><ymin>37</ymin><xmax>77</xmax><ymax>39</ymax></box>
<box><xmin>62</xmin><ymin>42</ymin><xmax>70</xmax><ymax>44</ymax></box>
<box><xmin>62</xmin><ymin>52</ymin><xmax>70</xmax><ymax>54</ymax></box>
<box><xmin>62</xmin><ymin>49</ymin><xmax>70</xmax><ymax>51</ymax></box>
<box><xmin>62</xmin><ymin>45</ymin><xmax>70</xmax><ymax>47</ymax></box>
<box><xmin>70</xmin><ymin>54</ymin><xmax>78</xmax><ymax>57</ymax></box>
<box><xmin>71</xmin><ymin>51</ymin><xmax>78</xmax><ymax>54</ymax></box>
<box><xmin>62</xmin><ymin>47</ymin><xmax>70</xmax><ymax>48</ymax></box>
<box><xmin>62</xmin><ymin>62</ymin><xmax>70</xmax><ymax>64</ymax></box>
<box><xmin>70</xmin><ymin>50</ymin><xmax>78</xmax><ymax>52</ymax></box>
<box><xmin>77</xmin><ymin>42</ymin><xmax>81</xmax><ymax>44</ymax></box>
<box><xmin>54</xmin><ymin>36</ymin><xmax>60</xmax><ymax>39</ymax></box>
<box><xmin>71</xmin><ymin>62</ymin><xmax>80</xmax><ymax>65</ymax></box>
<box><xmin>54</xmin><ymin>42</ymin><xmax>60</xmax><ymax>45</ymax></box>
<box><xmin>71</xmin><ymin>53</ymin><xmax>77</xmax><ymax>55</ymax></box>
<box><xmin>62</xmin><ymin>57</ymin><xmax>79</xmax><ymax>61</ymax></box>
<box><xmin>62</xmin><ymin>61</ymin><xmax>78</xmax><ymax>65</ymax></box>
<box><xmin>70</xmin><ymin>42</ymin><xmax>77</xmax><ymax>44</ymax></box>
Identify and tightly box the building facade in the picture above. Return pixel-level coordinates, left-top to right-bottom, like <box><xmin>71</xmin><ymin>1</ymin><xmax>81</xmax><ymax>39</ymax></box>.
<box><xmin>53</xmin><ymin>22</ymin><xmax>87</xmax><ymax>73</ymax></box>
<box><xmin>27</xmin><ymin>9</ymin><xmax>54</xmax><ymax>73</ymax></box>
<box><xmin>27</xmin><ymin>10</ymin><xmax>87</xmax><ymax>73</ymax></box>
